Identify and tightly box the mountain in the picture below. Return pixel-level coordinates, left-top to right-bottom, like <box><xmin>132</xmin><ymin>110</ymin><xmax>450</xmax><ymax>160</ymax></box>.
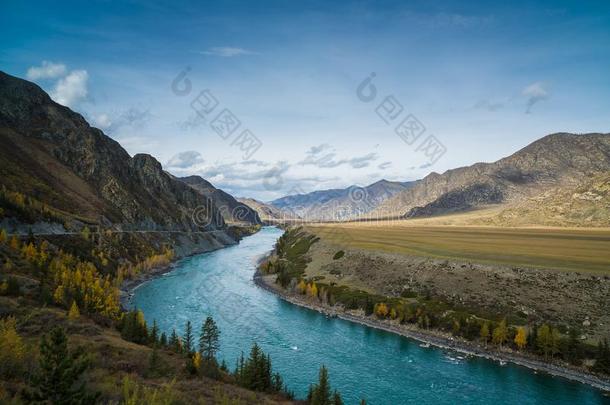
<box><xmin>180</xmin><ymin>176</ymin><xmax>261</xmax><ymax>225</ymax></box>
<box><xmin>0</xmin><ymin>71</ymin><xmax>243</xmax><ymax>234</ymax></box>
<box><xmin>477</xmin><ymin>172</ymin><xmax>610</xmax><ymax>227</ymax></box>
<box><xmin>270</xmin><ymin>179</ymin><xmax>416</xmax><ymax>221</ymax></box>
<box><xmin>237</xmin><ymin>197</ymin><xmax>296</xmax><ymax>222</ymax></box>
<box><xmin>372</xmin><ymin>133</ymin><xmax>610</xmax><ymax>219</ymax></box>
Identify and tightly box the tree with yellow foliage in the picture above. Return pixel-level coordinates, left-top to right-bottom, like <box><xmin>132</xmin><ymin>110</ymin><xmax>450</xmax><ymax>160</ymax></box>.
<box><xmin>22</xmin><ymin>242</ymin><xmax>37</xmax><ymax>262</ymax></box>
<box><xmin>310</xmin><ymin>282</ymin><xmax>318</xmax><ymax>298</ymax></box>
<box><xmin>0</xmin><ymin>229</ymin><xmax>7</xmax><ymax>244</ymax></box>
<box><xmin>514</xmin><ymin>326</ymin><xmax>527</xmax><ymax>350</ymax></box>
<box><xmin>480</xmin><ymin>322</ymin><xmax>490</xmax><ymax>346</ymax></box>
<box><xmin>374</xmin><ymin>303</ymin><xmax>389</xmax><ymax>318</ymax></box>
<box><xmin>306</xmin><ymin>282</ymin><xmax>318</xmax><ymax>298</ymax></box>
<box><xmin>492</xmin><ymin>319</ymin><xmax>508</xmax><ymax>347</ymax></box>
<box><xmin>297</xmin><ymin>279</ymin><xmax>307</xmax><ymax>295</ymax></box>
<box><xmin>389</xmin><ymin>308</ymin><xmax>397</xmax><ymax>320</ymax></box>
<box><xmin>68</xmin><ymin>301</ymin><xmax>80</xmax><ymax>320</ymax></box>
<box><xmin>0</xmin><ymin>316</ymin><xmax>25</xmax><ymax>377</ymax></box>
<box><xmin>9</xmin><ymin>236</ymin><xmax>20</xmax><ymax>251</ymax></box>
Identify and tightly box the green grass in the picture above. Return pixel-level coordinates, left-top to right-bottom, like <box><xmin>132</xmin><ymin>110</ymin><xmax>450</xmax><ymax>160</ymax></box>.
<box><xmin>307</xmin><ymin>224</ymin><xmax>610</xmax><ymax>274</ymax></box>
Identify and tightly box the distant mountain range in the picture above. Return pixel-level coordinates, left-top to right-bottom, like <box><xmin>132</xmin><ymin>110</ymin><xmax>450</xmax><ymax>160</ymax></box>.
<box><xmin>268</xmin><ymin>180</ymin><xmax>416</xmax><ymax>221</ymax></box>
<box><xmin>2</xmin><ymin>71</ymin><xmax>608</xmax><ymax>230</ymax></box>
<box><xmin>372</xmin><ymin>133</ymin><xmax>610</xmax><ymax>220</ymax></box>
<box><xmin>0</xmin><ymin>71</ymin><xmax>258</xmax><ymax>235</ymax></box>
<box><xmin>260</xmin><ymin>133</ymin><xmax>610</xmax><ymax>224</ymax></box>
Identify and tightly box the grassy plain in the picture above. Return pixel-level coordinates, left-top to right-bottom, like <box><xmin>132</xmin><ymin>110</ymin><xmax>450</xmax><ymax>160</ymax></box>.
<box><xmin>305</xmin><ymin>221</ymin><xmax>610</xmax><ymax>274</ymax></box>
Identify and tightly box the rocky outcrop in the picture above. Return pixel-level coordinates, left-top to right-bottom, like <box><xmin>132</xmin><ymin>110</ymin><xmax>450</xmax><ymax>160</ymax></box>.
<box><xmin>0</xmin><ymin>71</ymin><xmax>224</xmax><ymax>231</ymax></box>
<box><xmin>180</xmin><ymin>175</ymin><xmax>261</xmax><ymax>225</ymax></box>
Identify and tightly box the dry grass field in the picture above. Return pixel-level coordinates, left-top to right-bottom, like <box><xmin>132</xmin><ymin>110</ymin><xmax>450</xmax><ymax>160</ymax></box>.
<box><xmin>306</xmin><ymin>222</ymin><xmax>610</xmax><ymax>274</ymax></box>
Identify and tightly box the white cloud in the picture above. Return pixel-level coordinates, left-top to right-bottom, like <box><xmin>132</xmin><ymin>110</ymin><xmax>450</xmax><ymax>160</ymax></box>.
<box><xmin>166</xmin><ymin>151</ymin><xmax>205</xmax><ymax>169</ymax></box>
<box><xmin>26</xmin><ymin>61</ymin><xmax>67</xmax><ymax>80</ymax></box>
<box><xmin>299</xmin><ymin>144</ymin><xmax>378</xmax><ymax>169</ymax></box>
<box><xmin>199</xmin><ymin>47</ymin><xmax>258</xmax><ymax>57</ymax></box>
<box><xmin>51</xmin><ymin>70</ymin><xmax>89</xmax><ymax>107</ymax></box>
<box><xmin>522</xmin><ymin>82</ymin><xmax>549</xmax><ymax>113</ymax></box>
<box><xmin>92</xmin><ymin>113</ymin><xmax>112</xmax><ymax>129</ymax></box>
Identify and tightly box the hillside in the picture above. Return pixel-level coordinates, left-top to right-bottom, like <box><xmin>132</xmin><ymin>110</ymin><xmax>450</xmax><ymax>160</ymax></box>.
<box><xmin>270</xmin><ymin>179</ymin><xmax>416</xmax><ymax>221</ymax></box>
<box><xmin>372</xmin><ymin>133</ymin><xmax>610</xmax><ymax>219</ymax></box>
<box><xmin>238</xmin><ymin>198</ymin><xmax>295</xmax><ymax>222</ymax></box>
<box><xmin>181</xmin><ymin>176</ymin><xmax>261</xmax><ymax>225</ymax></box>
<box><xmin>476</xmin><ymin>172</ymin><xmax>610</xmax><ymax>227</ymax></box>
<box><xmin>0</xmin><ymin>71</ymin><xmax>229</xmax><ymax>234</ymax></box>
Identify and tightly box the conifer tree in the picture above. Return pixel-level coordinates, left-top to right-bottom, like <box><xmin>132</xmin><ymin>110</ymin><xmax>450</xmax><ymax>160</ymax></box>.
<box><xmin>159</xmin><ymin>332</ymin><xmax>168</xmax><ymax>347</ymax></box>
<box><xmin>199</xmin><ymin>316</ymin><xmax>220</xmax><ymax>361</ymax></box>
<box><xmin>310</xmin><ymin>365</ymin><xmax>332</xmax><ymax>405</ymax></box>
<box><xmin>183</xmin><ymin>320</ymin><xmax>194</xmax><ymax>355</ymax></box>
<box><xmin>24</xmin><ymin>327</ymin><xmax>98</xmax><ymax>403</ymax></box>
<box><xmin>150</xmin><ymin>320</ymin><xmax>159</xmax><ymax>346</ymax></box>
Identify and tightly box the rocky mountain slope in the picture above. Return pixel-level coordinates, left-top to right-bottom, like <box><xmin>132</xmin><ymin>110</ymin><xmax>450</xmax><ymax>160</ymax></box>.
<box><xmin>373</xmin><ymin>133</ymin><xmax>610</xmax><ymax>219</ymax></box>
<box><xmin>237</xmin><ymin>197</ymin><xmax>295</xmax><ymax>222</ymax></box>
<box><xmin>476</xmin><ymin>172</ymin><xmax>610</xmax><ymax>227</ymax></box>
<box><xmin>0</xmin><ymin>71</ymin><xmax>254</xmax><ymax>233</ymax></box>
<box><xmin>270</xmin><ymin>179</ymin><xmax>416</xmax><ymax>221</ymax></box>
<box><xmin>180</xmin><ymin>176</ymin><xmax>260</xmax><ymax>225</ymax></box>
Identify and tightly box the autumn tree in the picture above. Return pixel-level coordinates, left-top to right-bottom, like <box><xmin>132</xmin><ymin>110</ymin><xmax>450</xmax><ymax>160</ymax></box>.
<box><xmin>514</xmin><ymin>327</ymin><xmax>527</xmax><ymax>350</ymax></box>
<box><xmin>374</xmin><ymin>303</ymin><xmax>389</xmax><ymax>318</ymax></box>
<box><xmin>199</xmin><ymin>316</ymin><xmax>220</xmax><ymax>362</ymax></box>
<box><xmin>492</xmin><ymin>319</ymin><xmax>508</xmax><ymax>347</ymax></box>
<box><xmin>24</xmin><ymin>327</ymin><xmax>98</xmax><ymax>403</ymax></box>
<box><xmin>68</xmin><ymin>301</ymin><xmax>80</xmax><ymax>320</ymax></box>
<box><xmin>297</xmin><ymin>279</ymin><xmax>307</xmax><ymax>294</ymax></box>
<box><xmin>0</xmin><ymin>316</ymin><xmax>25</xmax><ymax>377</ymax></box>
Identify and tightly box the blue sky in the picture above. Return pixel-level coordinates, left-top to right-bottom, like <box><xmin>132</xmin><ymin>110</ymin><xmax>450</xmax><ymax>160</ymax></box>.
<box><xmin>2</xmin><ymin>0</ymin><xmax>609</xmax><ymax>200</ymax></box>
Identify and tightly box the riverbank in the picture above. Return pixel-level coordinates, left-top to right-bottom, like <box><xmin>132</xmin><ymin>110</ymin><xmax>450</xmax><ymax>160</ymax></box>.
<box><xmin>120</xmin><ymin>227</ymin><xmax>258</xmax><ymax>309</ymax></box>
<box><xmin>254</xmin><ymin>270</ymin><xmax>610</xmax><ymax>394</ymax></box>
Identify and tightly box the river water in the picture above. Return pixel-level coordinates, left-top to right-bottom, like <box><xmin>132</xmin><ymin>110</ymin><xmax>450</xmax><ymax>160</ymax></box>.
<box><xmin>130</xmin><ymin>227</ymin><xmax>608</xmax><ymax>404</ymax></box>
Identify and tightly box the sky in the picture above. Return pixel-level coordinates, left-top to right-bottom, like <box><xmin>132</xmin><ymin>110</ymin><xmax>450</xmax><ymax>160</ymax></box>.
<box><xmin>1</xmin><ymin>0</ymin><xmax>609</xmax><ymax>201</ymax></box>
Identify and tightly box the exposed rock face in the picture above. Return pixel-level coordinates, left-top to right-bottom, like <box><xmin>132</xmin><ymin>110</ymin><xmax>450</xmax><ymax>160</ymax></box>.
<box><xmin>237</xmin><ymin>198</ymin><xmax>295</xmax><ymax>222</ymax></box>
<box><xmin>0</xmin><ymin>71</ymin><xmax>224</xmax><ymax>231</ymax></box>
<box><xmin>270</xmin><ymin>179</ymin><xmax>417</xmax><ymax>221</ymax></box>
<box><xmin>373</xmin><ymin>133</ymin><xmax>610</xmax><ymax>218</ymax></box>
<box><xmin>180</xmin><ymin>175</ymin><xmax>261</xmax><ymax>225</ymax></box>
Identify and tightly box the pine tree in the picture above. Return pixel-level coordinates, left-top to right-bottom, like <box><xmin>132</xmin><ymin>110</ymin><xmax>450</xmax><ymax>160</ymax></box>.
<box><xmin>333</xmin><ymin>390</ymin><xmax>343</xmax><ymax>405</ymax></box>
<box><xmin>24</xmin><ymin>327</ymin><xmax>98</xmax><ymax>403</ymax></box>
<box><xmin>159</xmin><ymin>332</ymin><xmax>168</xmax><ymax>347</ymax></box>
<box><xmin>310</xmin><ymin>365</ymin><xmax>332</xmax><ymax>405</ymax></box>
<box><xmin>150</xmin><ymin>320</ymin><xmax>159</xmax><ymax>346</ymax></box>
<box><xmin>183</xmin><ymin>320</ymin><xmax>194</xmax><ymax>355</ymax></box>
<box><xmin>199</xmin><ymin>316</ymin><xmax>220</xmax><ymax>361</ymax></box>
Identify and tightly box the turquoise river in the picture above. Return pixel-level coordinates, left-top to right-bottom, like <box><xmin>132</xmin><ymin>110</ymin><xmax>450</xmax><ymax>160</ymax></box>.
<box><xmin>130</xmin><ymin>227</ymin><xmax>609</xmax><ymax>404</ymax></box>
